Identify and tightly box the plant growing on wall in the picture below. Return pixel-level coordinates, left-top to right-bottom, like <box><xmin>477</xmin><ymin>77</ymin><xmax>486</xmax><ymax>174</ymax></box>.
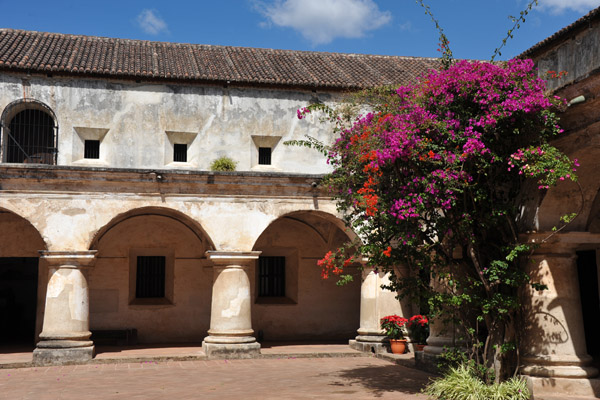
<box><xmin>297</xmin><ymin>57</ymin><xmax>578</xmax><ymax>381</ymax></box>
<box><xmin>210</xmin><ymin>156</ymin><xmax>237</xmax><ymax>171</ymax></box>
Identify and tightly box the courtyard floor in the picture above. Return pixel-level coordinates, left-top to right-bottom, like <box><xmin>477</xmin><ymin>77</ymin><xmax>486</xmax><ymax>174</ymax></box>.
<box><xmin>0</xmin><ymin>351</ymin><xmax>433</xmax><ymax>399</ymax></box>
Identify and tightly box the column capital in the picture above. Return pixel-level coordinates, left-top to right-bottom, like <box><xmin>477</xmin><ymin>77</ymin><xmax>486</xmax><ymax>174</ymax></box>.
<box><xmin>39</xmin><ymin>250</ymin><xmax>97</xmax><ymax>268</ymax></box>
<box><xmin>205</xmin><ymin>251</ymin><xmax>261</xmax><ymax>266</ymax></box>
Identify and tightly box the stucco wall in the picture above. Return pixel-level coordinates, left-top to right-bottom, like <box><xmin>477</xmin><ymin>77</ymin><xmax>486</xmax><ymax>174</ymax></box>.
<box><xmin>0</xmin><ymin>73</ymin><xmax>337</xmax><ymax>174</ymax></box>
<box><xmin>531</xmin><ymin>19</ymin><xmax>600</xmax><ymax>93</ymax></box>
<box><xmin>251</xmin><ymin>216</ymin><xmax>360</xmax><ymax>341</ymax></box>
<box><xmin>89</xmin><ymin>214</ymin><xmax>212</xmax><ymax>343</ymax></box>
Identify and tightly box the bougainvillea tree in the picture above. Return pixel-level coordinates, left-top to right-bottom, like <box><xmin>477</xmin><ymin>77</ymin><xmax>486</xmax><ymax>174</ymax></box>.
<box><xmin>296</xmin><ymin>58</ymin><xmax>578</xmax><ymax>380</ymax></box>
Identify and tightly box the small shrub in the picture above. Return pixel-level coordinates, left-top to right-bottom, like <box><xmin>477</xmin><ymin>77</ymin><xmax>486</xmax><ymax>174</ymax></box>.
<box><xmin>437</xmin><ymin>348</ymin><xmax>493</xmax><ymax>383</ymax></box>
<box><xmin>424</xmin><ymin>364</ymin><xmax>530</xmax><ymax>400</ymax></box>
<box><xmin>210</xmin><ymin>156</ymin><xmax>237</xmax><ymax>171</ymax></box>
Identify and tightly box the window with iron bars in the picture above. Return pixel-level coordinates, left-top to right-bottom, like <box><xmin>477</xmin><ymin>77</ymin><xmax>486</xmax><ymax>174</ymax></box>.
<box><xmin>258</xmin><ymin>256</ymin><xmax>285</xmax><ymax>297</ymax></box>
<box><xmin>173</xmin><ymin>143</ymin><xmax>187</xmax><ymax>162</ymax></box>
<box><xmin>84</xmin><ymin>140</ymin><xmax>100</xmax><ymax>159</ymax></box>
<box><xmin>136</xmin><ymin>256</ymin><xmax>166</xmax><ymax>298</ymax></box>
<box><xmin>4</xmin><ymin>109</ymin><xmax>57</xmax><ymax>164</ymax></box>
<box><xmin>258</xmin><ymin>147</ymin><xmax>272</xmax><ymax>165</ymax></box>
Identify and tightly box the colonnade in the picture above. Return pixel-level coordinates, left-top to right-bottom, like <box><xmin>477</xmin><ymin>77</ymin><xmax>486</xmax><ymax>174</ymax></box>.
<box><xmin>30</xmin><ymin>237</ymin><xmax>600</xmax><ymax>400</ymax></box>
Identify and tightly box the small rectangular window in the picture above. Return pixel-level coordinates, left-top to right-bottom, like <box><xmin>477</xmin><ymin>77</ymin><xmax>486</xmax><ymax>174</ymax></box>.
<box><xmin>258</xmin><ymin>147</ymin><xmax>271</xmax><ymax>165</ymax></box>
<box><xmin>173</xmin><ymin>143</ymin><xmax>187</xmax><ymax>162</ymax></box>
<box><xmin>258</xmin><ymin>256</ymin><xmax>285</xmax><ymax>297</ymax></box>
<box><xmin>136</xmin><ymin>256</ymin><xmax>165</xmax><ymax>298</ymax></box>
<box><xmin>84</xmin><ymin>140</ymin><xmax>100</xmax><ymax>159</ymax></box>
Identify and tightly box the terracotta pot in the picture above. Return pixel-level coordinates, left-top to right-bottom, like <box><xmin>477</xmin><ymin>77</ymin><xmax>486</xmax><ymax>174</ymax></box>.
<box><xmin>415</xmin><ymin>344</ymin><xmax>426</xmax><ymax>352</ymax></box>
<box><xmin>389</xmin><ymin>339</ymin><xmax>407</xmax><ymax>354</ymax></box>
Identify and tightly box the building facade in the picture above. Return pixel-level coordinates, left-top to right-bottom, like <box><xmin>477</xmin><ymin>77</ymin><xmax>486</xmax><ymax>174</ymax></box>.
<box><xmin>0</xmin><ymin>29</ymin><xmax>434</xmax><ymax>364</ymax></box>
<box><xmin>2</xmin><ymin>9</ymin><xmax>600</xmax><ymax>397</ymax></box>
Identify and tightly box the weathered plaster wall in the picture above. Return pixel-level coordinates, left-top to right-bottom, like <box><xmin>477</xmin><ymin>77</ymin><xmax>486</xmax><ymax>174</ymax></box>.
<box><xmin>0</xmin><ymin>192</ymin><xmax>338</xmax><ymax>252</ymax></box>
<box><xmin>0</xmin><ymin>74</ymin><xmax>336</xmax><ymax>174</ymax></box>
<box><xmin>89</xmin><ymin>214</ymin><xmax>211</xmax><ymax>343</ymax></box>
<box><xmin>526</xmin><ymin>17</ymin><xmax>600</xmax><ymax>232</ymax></box>
<box><xmin>532</xmin><ymin>20</ymin><xmax>600</xmax><ymax>93</ymax></box>
<box><xmin>251</xmin><ymin>216</ymin><xmax>360</xmax><ymax>340</ymax></box>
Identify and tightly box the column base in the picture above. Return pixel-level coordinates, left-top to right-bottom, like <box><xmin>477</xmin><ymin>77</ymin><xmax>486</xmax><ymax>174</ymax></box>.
<box><xmin>33</xmin><ymin>340</ymin><xmax>95</xmax><ymax>366</ymax></box>
<box><xmin>414</xmin><ymin>348</ymin><xmax>442</xmax><ymax>374</ymax></box>
<box><xmin>349</xmin><ymin>335</ymin><xmax>389</xmax><ymax>354</ymax></box>
<box><xmin>526</xmin><ymin>376</ymin><xmax>600</xmax><ymax>399</ymax></box>
<box><xmin>521</xmin><ymin>354</ymin><xmax>599</xmax><ymax>378</ymax></box>
<box><xmin>202</xmin><ymin>340</ymin><xmax>261</xmax><ymax>359</ymax></box>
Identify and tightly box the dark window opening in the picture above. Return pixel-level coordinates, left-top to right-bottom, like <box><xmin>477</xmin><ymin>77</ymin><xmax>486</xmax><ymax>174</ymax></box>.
<box><xmin>84</xmin><ymin>140</ymin><xmax>100</xmax><ymax>159</ymax></box>
<box><xmin>258</xmin><ymin>256</ymin><xmax>285</xmax><ymax>297</ymax></box>
<box><xmin>5</xmin><ymin>109</ymin><xmax>56</xmax><ymax>164</ymax></box>
<box><xmin>258</xmin><ymin>147</ymin><xmax>271</xmax><ymax>165</ymax></box>
<box><xmin>136</xmin><ymin>256</ymin><xmax>165</xmax><ymax>298</ymax></box>
<box><xmin>173</xmin><ymin>143</ymin><xmax>187</xmax><ymax>162</ymax></box>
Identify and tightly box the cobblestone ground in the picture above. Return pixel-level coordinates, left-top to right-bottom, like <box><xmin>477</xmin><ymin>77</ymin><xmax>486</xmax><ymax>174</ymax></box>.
<box><xmin>0</xmin><ymin>356</ymin><xmax>433</xmax><ymax>400</ymax></box>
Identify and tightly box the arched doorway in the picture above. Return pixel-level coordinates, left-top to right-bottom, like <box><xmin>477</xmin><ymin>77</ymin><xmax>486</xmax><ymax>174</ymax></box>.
<box><xmin>251</xmin><ymin>211</ymin><xmax>360</xmax><ymax>342</ymax></box>
<box><xmin>0</xmin><ymin>209</ymin><xmax>46</xmax><ymax>345</ymax></box>
<box><xmin>88</xmin><ymin>207</ymin><xmax>214</xmax><ymax>344</ymax></box>
<box><xmin>1</xmin><ymin>99</ymin><xmax>58</xmax><ymax>164</ymax></box>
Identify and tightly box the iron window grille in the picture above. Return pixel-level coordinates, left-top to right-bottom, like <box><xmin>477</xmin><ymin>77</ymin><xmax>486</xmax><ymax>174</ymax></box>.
<box><xmin>258</xmin><ymin>256</ymin><xmax>285</xmax><ymax>297</ymax></box>
<box><xmin>258</xmin><ymin>147</ymin><xmax>271</xmax><ymax>165</ymax></box>
<box><xmin>84</xmin><ymin>140</ymin><xmax>100</xmax><ymax>159</ymax></box>
<box><xmin>136</xmin><ymin>256</ymin><xmax>166</xmax><ymax>298</ymax></box>
<box><xmin>173</xmin><ymin>143</ymin><xmax>187</xmax><ymax>162</ymax></box>
<box><xmin>3</xmin><ymin>108</ymin><xmax>57</xmax><ymax>164</ymax></box>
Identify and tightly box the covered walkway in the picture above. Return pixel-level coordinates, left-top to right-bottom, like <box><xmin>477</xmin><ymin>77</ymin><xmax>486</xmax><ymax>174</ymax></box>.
<box><xmin>0</xmin><ymin>342</ymin><xmax>415</xmax><ymax>369</ymax></box>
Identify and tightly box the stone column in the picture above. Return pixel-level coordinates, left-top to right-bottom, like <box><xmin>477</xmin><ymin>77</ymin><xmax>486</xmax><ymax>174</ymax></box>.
<box><xmin>520</xmin><ymin>244</ymin><xmax>599</xmax><ymax>396</ymax></box>
<box><xmin>423</xmin><ymin>317</ymin><xmax>461</xmax><ymax>355</ymax></box>
<box><xmin>33</xmin><ymin>251</ymin><xmax>96</xmax><ymax>366</ymax></box>
<box><xmin>202</xmin><ymin>251</ymin><xmax>261</xmax><ymax>359</ymax></box>
<box><xmin>349</xmin><ymin>268</ymin><xmax>408</xmax><ymax>354</ymax></box>
<box><xmin>417</xmin><ymin>275</ymin><xmax>465</xmax><ymax>372</ymax></box>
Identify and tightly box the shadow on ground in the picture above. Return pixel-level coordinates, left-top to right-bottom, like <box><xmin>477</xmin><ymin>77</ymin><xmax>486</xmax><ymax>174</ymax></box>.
<box><xmin>324</xmin><ymin>362</ymin><xmax>433</xmax><ymax>398</ymax></box>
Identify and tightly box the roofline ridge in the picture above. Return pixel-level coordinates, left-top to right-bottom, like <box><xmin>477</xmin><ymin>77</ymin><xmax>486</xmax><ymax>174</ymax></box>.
<box><xmin>0</xmin><ymin>28</ymin><xmax>442</xmax><ymax>60</ymax></box>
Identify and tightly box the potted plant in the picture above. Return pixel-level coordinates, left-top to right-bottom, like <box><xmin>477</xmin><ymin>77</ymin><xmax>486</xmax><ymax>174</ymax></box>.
<box><xmin>380</xmin><ymin>314</ymin><xmax>409</xmax><ymax>354</ymax></box>
<box><xmin>408</xmin><ymin>314</ymin><xmax>429</xmax><ymax>351</ymax></box>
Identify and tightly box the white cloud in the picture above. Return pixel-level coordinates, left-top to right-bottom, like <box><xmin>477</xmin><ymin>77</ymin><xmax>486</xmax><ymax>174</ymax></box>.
<box><xmin>136</xmin><ymin>9</ymin><xmax>169</xmax><ymax>35</ymax></box>
<box><xmin>398</xmin><ymin>21</ymin><xmax>412</xmax><ymax>31</ymax></box>
<box><xmin>256</xmin><ymin>0</ymin><xmax>392</xmax><ymax>45</ymax></box>
<box><xmin>537</xmin><ymin>0</ymin><xmax>600</xmax><ymax>14</ymax></box>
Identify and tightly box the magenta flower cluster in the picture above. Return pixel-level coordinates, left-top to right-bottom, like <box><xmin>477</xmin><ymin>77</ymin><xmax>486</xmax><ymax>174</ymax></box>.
<box><xmin>327</xmin><ymin>58</ymin><xmax>572</xmax><ymax>224</ymax></box>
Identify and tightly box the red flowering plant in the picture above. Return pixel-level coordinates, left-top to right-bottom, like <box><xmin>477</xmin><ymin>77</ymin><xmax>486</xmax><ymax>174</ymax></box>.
<box><xmin>293</xmin><ymin>57</ymin><xmax>579</xmax><ymax>380</ymax></box>
<box><xmin>380</xmin><ymin>315</ymin><xmax>409</xmax><ymax>340</ymax></box>
<box><xmin>408</xmin><ymin>315</ymin><xmax>429</xmax><ymax>345</ymax></box>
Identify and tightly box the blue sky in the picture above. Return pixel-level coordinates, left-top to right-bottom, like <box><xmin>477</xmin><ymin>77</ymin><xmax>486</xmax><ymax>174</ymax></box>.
<box><xmin>1</xmin><ymin>0</ymin><xmax>599</xmax><ymax>60</ymax></box>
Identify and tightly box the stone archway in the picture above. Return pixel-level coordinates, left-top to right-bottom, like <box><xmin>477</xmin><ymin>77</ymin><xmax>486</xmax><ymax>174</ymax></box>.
<box><xmin>88</xmin><ymin>207</ymin><xmax>215</xmax><ymax>344</ymax></box>
<box><xmin>0</xmin><ymin>208</ymin><xmax>47</xmax><ymax>346</ymax></box>
<box><xmin>251</xmin><ymin>210</ymin><xmax>360</xmax><ymax>341</ymax></box>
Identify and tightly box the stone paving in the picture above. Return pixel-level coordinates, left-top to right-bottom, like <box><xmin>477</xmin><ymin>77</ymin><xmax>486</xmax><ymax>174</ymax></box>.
<box><xmin>0</xmin><ymin>356</ymin><xmax>433</xmax><ymax>400</ymax></box>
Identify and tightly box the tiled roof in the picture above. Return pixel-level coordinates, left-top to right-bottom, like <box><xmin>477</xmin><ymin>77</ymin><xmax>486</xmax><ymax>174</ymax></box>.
<box><xmin>0</xmin><ymin>29</ymin><xmax>439</xmax><ymax>89</ymax></box>
<box><xmin>521</xmin><ymin>6</ymin><xmax>600</xmax><ymax>58</ymax></box>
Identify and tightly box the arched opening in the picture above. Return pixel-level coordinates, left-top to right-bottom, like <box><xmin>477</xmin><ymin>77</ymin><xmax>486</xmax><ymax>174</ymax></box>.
<box><xmin>0</xmin><ymin>208</ymin><xmax>47</xmax><ymax>347</ymax></box>
<box><xmin>1</xmin><ymin>99</ymin><xmax>57</xmax><ymax>164</ymax></box>
<box><xmin>251</xmin><ymin>211</ymin><xmax>360</xmax><ymax>342</ymax></box>
<box><xmin>88</xmin><ymin>207</ymin><xmax>214</xmax><ymax>344</ymax></box>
